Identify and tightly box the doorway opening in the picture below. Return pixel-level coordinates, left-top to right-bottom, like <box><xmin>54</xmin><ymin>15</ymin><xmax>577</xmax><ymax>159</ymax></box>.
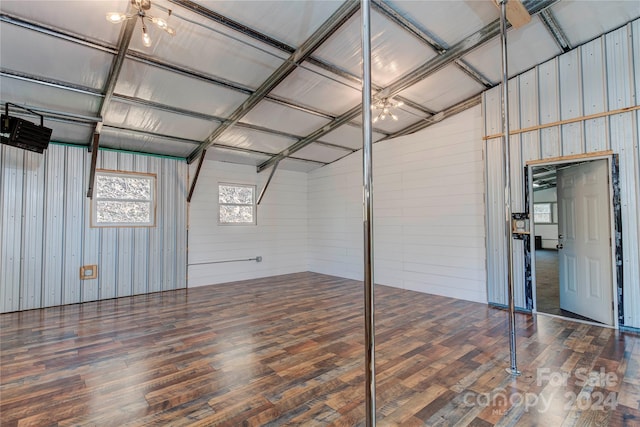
<box><xmin>529</xmin><ymin>157</ymin><xmax>618</xmax><ymax>326</ymax></box>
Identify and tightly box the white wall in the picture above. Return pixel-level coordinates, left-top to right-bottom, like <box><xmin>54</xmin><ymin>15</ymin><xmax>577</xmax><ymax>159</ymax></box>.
<box><xmin>308</xmin><ymin>107</ymin><xmax>487</xmax><ymax>303</ymax></box>
<box><xmin>533</xmin><ymin>187</ymin><xmax>558</xmax><ymax>249</ymax></box>
<box><xmin>188</xmin><ymin>160</ymin><xmax>308</xmax><ymax>287</ymax></box>
<box><xmin>0</xmin><ymin>144</ymin><xmax>188</xmax><ymax>313</ymax></box>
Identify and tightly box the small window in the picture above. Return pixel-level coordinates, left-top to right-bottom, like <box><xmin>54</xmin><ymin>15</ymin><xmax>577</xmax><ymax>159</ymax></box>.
<box><xmin>92</xmin><ymin>170</ymin><xmax>156</xmax><ymax>227</ymax></box>
<box><xmin>533</xmin><ymin>203</ymin><xmax>552</xmax><ymax>224</ymax></box>
<box><xmin>218</xmin><ymin>183</ymin><xmax>256</xmax><ymax>225</ymax></box>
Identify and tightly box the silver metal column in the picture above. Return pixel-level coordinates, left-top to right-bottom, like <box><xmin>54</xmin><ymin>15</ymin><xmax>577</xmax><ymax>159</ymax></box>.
<box><xmin>500</xmin><ymin>0</ymin><xmax>520</xmax><ymax>377</ymax></box>
<box><xmin>361</xmin><ymin>0</ymin><xmax>376</xmax><ymax>425</ymax></box>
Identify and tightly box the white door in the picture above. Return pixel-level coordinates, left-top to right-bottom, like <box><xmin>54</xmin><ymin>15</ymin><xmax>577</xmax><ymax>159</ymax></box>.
<box><xmin>557</xmin><ymin>159</ymin><xmax>613</xmax><ymax>325</ymax></box>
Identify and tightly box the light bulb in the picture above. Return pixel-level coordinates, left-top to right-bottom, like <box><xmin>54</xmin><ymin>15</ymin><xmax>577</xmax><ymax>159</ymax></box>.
<box><xmin>380</xmin><ymin>114</ymin><xmax>386</xmax><ymax>121</ymax></box>
<box><xmin>151</xmin><ymin>17</ymin><xmax>167</xmax><ymax>29</ymax></box>
<box><xmin>373</xmin><ymin>115</ymin><xmax>379</xmax><ymax>123</ymax></box>
<box><xmin>166</xmin><ymin>27</ymin><xmax>176</xmax><ymax>36</ymax></box>
<box><xmin>390</xmin><ymin>112</ymin><xmax>398</xmax><ymax>121</ymax></box>
<box><xmin>106</xmin><ymin>12</ymin><xmax>127</xmax><ymax>23</ymax></box>
<box><xmin>396</xmin><ymin>101</ymin><xmax>404</xmax><ymax>107</ymax></box>
<box><xmin>142</xmin><ymin>28</ymin><xmax>152</xmax><ymax>47</ymax></box>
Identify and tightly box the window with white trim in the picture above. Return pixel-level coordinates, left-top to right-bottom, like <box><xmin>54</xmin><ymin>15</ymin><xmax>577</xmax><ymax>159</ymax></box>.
<box><xmin>533</xmin><ymin>202</ymin><xmax>553</xmax><ymax>224</ymax></box>
<box><xmin>92</xmin><ymin>170</ymin><xmax>156</xmax><ymax>227</ymax></box>
<box><xmin>218</xmin><ymin>183</ymin><xmax>256</xmax><ymax>225</ymax></box>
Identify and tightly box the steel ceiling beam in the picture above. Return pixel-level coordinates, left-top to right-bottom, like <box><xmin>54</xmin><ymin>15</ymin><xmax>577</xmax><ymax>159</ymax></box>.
<box><xmin>257</xmin><ymin>0</ymin><xmax>558</xmax><ymax>172</ymax></box>
<box><xmin>539</xmin><ymin>9</ymin><xmax>572</xmax><ymax>52</ymax></box>
<box><xmin>87</xmin><ymin>9</ymin><xmax>137</xmax><ymax>198</ymax></box>
<box><xmin>0</xmin><ymin>69</ymin><xmax>104</xmax><ymax>97</ymax></box>
<box><xmin>185</xmin><ymin>0</ymin><xmax>360</xmax><ymax>164</ymax></box>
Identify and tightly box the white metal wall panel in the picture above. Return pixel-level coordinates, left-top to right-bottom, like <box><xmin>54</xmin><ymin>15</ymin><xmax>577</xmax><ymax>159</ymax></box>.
<box><xmin>62</xmin><ymin>147</ymin><xmax>84</xmax><ymax>305</ymax></box>
<box><xmin>117</xmin><ymin>155</ymin><xmax>134</xmax><ymax>298</ymax></box>
<box><xmin>559</xmin><ymin>49</ymin><xmax>584</xmax><ymax>155</ymax></box>
<box><xmin>484</xmin><ymin>21</ymin><xmax>640</xmax><ymax>327</ymax></box>
<box><xmin>20</xmin><ymin>151</ymin><xmax>45</xmax><ymax>310</ymax></box>
<box><xmin>133</xmin><ymin>155</ymin><xmax>150</xmax><ymax>296</ymax></box>
<box><xmin>98</xmin><ymin>150</ymin><xmax>119</xmax><ymax>300</ymax></box>
<box><xmin>581</xmin><ymin>38</ymin><xmax>609</xmax><ymax>153</ymax></box>
<box><xmin>42</xmin><ymin>146</ymin><xmax>65</xmax><ymax>308</ymax></box>
<box><xmin>538</xmin><ymin>59</ymin><xmax>561</xmax><ymax>158</ymax></box>
<box><xmin>162</xmin><ymin>158</ymin><xmax>177</xmax><ymax>291</ymax></box>
<box><xmin>0</xmin><ymin>147</ymin><xmax>23</xmax><ymax>312</ymax></box>
<box><xmin>0</xmin><ymin>144</ymin><xmax>188</xmax><ymax>313</ymax></box>
<box><xmin>147</xmin><ymin>155</ymin><xmax>163</xmax><ymax>294</ymax></box>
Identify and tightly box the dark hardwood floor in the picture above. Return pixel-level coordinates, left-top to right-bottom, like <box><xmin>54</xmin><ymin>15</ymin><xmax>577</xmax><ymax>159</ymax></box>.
<box><xmin>535</xmin><ymin>249</ymin><xmax>605</xmax><ymax>323</ymax></box>
<box><xmin>1</xmin><ymin>272</ymin><xmax>639</xmax><ymax>426</ymax></box>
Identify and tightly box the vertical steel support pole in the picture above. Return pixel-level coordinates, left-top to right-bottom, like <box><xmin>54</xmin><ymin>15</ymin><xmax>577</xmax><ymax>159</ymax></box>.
<box><xmin>361</xmin><ymin>0</ymin><xmax>376</xmax><ymax>425</ymax></box>
<box><xmin>500</xmin><ymin>0</ymin><xmax>520</xmax><ymax>377</ymax></box>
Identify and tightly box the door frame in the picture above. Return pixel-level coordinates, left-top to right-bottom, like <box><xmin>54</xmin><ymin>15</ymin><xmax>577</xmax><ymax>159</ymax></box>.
<box><xmin>525</xmin><ymin>152</ymin><xmax>621</xmax><ymax>328</ymax></box>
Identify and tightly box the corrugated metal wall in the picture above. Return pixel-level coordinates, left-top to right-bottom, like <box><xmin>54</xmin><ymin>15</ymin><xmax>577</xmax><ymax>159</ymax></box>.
<box><xmin>484</xmin><ymin>20</ymin><xmax>640</xmax><ymax>328</ymax></box>
<box><xmin>0</xmin><ymin>144</ymin><xmax>187</xmax><ymax>313</ymax></box>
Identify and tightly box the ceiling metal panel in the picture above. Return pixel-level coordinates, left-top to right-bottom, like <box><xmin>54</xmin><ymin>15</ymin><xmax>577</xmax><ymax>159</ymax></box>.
<box><xmin>100</xmin><ymin>127</ymin><xmax>197</xmax><ymax>158</ymax></box>
<box><xmin>278</xmin><ymin>157</ymin><xmax>324</xmax><ymax>173</ymax></box>
<box><xmin>240</xmin><ymin>100</ymin><xmax>332</xmax><ymax>136</ymax></box>
<box><xmin>104</xmin><ymin>101</ymin><xmax>220</xmax><ymax>141</ymax></box>
<box><xmin>48</xmin><ymin>122</ymin><xmax>94</xmax><ymax>145</ymax></box>
<box><xmin>319</xmin><ymin>124</ymin><xmax>385</xmax><ymax>150</ymax></box>
<box><xmin>386</xmin><ymin>0</ymin><xmax>498</xmax><ymax>48</ymax></box>
<box><xmin>270</xmin><ymin>63</ymin><xmax>361</xmax><ymax>116</ymax></box>
<box><xmin>115</xmin><ymin>59</ymin><xmax>249</xmax><ymax>117</ymax></box>
<box><xmin>294</xmin><ymin>142</ymin><xmax>351</xmax><ymax>163</ymax></box>
<box><xmin>0</xmin><ymin>0</ymin><xmax>124</xmax><ymax>46</ymax></box>
<box><xmin>461</xmin><ymin>16</ymin><xmax>562</xmax><ymax>84</ymax></box>
<box><xmin>125</xmin><ymin>1</ymin><xmax>287</xmax><ymax>89</ymax></box>
<box><xmin>215</xmin><ymin>126</ymin><xmax>296</xmax><ymax>154</ymax></box>
<box><xmin>398</xmin><ymin>64</ymin><xmax>486</xmax><ymax>112</ymax></box>
<box><xmin>0</xmin><ymin>76</ymin><xmax>101</xmax><ymax>116</ymax></box>
<box><xmin>192</xmin><ymin>0</ymin><xmax>344</xmax><ymax>48</ymax></box>
<box><xmin>550</xmin><ymin>1</ymin><xmax>640</xmax><ymax>47</ymax></box>
<box><xmin>0</xmin><ymin>24</ymin><xmax>113</xmax><ymax>90</ymax></box>
<box><xmin>314</xmin><ymin>9</ymin><xmax>438</xmax><ymax>86</ymax></box>
<box><xmin>205</xmin><ymin>145</ymin><xmax>270</xmax><ymax>166</ymax></box>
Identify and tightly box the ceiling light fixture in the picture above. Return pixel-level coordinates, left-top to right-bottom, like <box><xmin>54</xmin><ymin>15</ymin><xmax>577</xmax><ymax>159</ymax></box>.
<box><xmin>106</xmin><ymin>0</ymin><xmax>176</xmax><ymax>47</ymax></box>
<box><xmin>371</xmin><ymin>98</ymin><xmax>403</xmax><ymax>123</ymax></box>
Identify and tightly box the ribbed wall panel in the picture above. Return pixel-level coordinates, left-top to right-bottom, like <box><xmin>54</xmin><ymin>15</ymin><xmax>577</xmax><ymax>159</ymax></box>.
<box><xmin>484</xmin><ymin>20</ymin><xmax>640</xmax><ymax>327</ymax></box>
<box><xmin>0</xmin><ymin>144</ymin><xmax>187</xmax><ymax>313</ymax></box>
<box><xmin>21</xmin><ymin>151</ymin><xmax>45</xmax><ymax>309</ymax></box>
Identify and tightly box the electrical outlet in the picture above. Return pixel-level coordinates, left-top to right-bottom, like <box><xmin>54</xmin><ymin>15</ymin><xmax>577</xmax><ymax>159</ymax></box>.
<box><xmin>80</xmin><ymin>265</ymin><xmax>98</xmax><ymax>280</ymax></box>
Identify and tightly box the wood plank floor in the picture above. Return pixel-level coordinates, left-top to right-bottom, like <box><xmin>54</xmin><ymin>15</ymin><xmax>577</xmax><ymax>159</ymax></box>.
<box><xmin>1</xmin><ymin>272</ymin><xmax>639</xmax><ymax>426</ymax></box>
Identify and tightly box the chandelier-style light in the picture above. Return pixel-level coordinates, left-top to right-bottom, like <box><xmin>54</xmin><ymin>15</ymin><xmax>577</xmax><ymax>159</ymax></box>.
<box><xmin>106</xmin><ymin>0</ymin><xmax>176</xmax><ymax>47</ymax></box>
<box><xmin>371</xmin><ymin>98</ymin><xmax>403</xmax><ymax>123</ymax></box>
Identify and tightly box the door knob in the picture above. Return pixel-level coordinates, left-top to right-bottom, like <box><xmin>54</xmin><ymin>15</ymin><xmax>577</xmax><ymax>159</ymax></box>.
<box><xmin>557</xmin><ymin>243</ymin><xmax>563</xmax><ymax>249</ymax></box>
